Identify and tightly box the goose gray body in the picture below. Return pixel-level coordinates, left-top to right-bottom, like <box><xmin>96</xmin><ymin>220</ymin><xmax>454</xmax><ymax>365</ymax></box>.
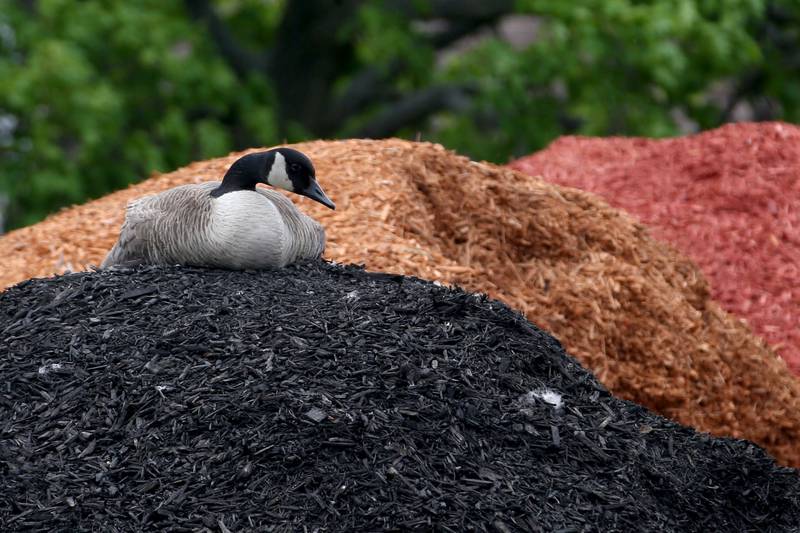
<box><xmin>102</xmin><ymin>149</ymin><xmax>334</xmax><ymax>270</ymax></box>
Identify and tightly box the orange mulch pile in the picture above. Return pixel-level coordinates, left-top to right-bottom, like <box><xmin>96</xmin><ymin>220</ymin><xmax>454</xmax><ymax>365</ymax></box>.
<box><xmin>2</xmin><ymin>138</ymin><xmax>799</xmax><ymax>468</ymax></box>
<box><xmin>510</xmin><ymin>122</ymin><xmax>800</xmax><ymax>376</ymax></box>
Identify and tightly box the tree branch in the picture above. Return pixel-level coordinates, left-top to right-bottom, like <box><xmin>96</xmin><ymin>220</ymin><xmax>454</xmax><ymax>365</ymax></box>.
<box><xmin>318</xmin><ymin>0</ymin><xmax>508</xmax><ymax>132</ymax></box>
<box><xmin>183</xmin><ymin>0</ymin><xmax>269</xmax><ymax>77</ymax></box>
<box><xmin>14</xmin><ymin>0</ymin><xmax>37</xmax><ymax>14</ymax></box>
<box><xmin>719</xmin><ymin>70</ymin><xmax>766</xmax><ymax>123</ymax></box>
<box><xmin>385</xmin><ymin>0</ymin><xmax>514</xmax><ymax>20</ymax></box>
<box><xmin>326</xmin><ymin>61</ymin><xmax>406</xmax><ymax>127</ymax></box>
<box><xmin>429</xmin><ymin>18</ymin><xmax>495</xmax><ymax>48</ymax></box>
<box><xmin>354</xmin><ymin>83</ymin><xmax>475</xmax><ymax>138</ymax></box>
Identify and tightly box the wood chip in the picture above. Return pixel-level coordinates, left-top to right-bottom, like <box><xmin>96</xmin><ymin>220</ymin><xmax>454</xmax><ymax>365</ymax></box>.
<box><xmin>0</xmin><ymin>263</ymin><xmax>798</xmax><ymax>530</ymax></box>
<box><xmin>1</xmin><ymin>136</ymin><xmax>799</xmax><ymax>469</ymax></box>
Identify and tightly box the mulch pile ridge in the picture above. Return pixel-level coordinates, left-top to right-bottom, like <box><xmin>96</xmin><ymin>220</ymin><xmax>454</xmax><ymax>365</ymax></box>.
<box><xmin>510</xmin><ymin>121</ymin><xmax>800</xmax><ymax>375</ymax></box>
<box><xmin>1</xmin><ymin>263</ymin><xmax>798</xmax><ymax>532</ymax></box>
<box><xmin>1</xmin><ymin>138</ymin><xmax>799</xmax><ymax>468</ymax></box>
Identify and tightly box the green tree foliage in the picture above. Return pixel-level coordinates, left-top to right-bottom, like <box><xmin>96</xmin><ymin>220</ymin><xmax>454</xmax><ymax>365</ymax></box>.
<box><xmin>0</xmin><ymin>0</ymin><xmax>798</xmax><ymax>230</ymax></box>
<box><xmin>435</xmin><ymin>0</ymin><xmax>777</xmax><ymax>160</ymax></box>
<box><xmin>0</xmin><ymin>0</ymin><xmax>277</xmax><ymax>229</ymax></box>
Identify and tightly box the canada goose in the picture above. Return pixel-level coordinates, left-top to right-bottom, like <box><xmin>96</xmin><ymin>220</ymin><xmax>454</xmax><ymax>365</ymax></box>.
<box><xmin>101</xmin><ymin>148</ymin><xmax>335</xmax><ymax>270</ymax></box>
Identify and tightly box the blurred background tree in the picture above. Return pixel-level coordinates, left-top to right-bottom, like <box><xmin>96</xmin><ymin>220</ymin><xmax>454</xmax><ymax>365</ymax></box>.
<box><xmin>0</xmin><ymin>0</ymin><xmax>798</xmax><ymax>231</ymax></box>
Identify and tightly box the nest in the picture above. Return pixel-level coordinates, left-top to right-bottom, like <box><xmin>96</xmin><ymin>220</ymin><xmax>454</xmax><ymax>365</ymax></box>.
<box><xmin>1</xmin><ymin>263</ymin><xmax>798</xmax><ymax>531</ymax></box>
<box><xmin>1</xmin><ymin>138</ymin><xmax>799</xmax><ymax>468</ymax></box>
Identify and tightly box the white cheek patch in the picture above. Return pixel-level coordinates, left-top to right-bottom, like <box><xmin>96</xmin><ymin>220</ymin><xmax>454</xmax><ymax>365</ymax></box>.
<box><xmin>267</xmin><ymin>151</ymin><xmax>294</xmax><ymax>192</ymax></box>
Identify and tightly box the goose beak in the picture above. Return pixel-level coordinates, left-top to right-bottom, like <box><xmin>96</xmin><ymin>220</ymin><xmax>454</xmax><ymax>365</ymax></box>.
<box><xmin>301</xmin><ymin>180</ymin><xmax>336</xmax><ymax>210</ymax></box>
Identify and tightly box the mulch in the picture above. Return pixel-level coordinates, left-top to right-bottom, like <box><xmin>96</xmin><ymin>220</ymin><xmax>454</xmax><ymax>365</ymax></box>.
<box><xmin>1</xmin><ymin>137</ymin><xmax>799</xmax><ymax>469</ymax></box>
<box><xmin>1</xmin><ymin>263</ymin><xmax>798</xmax><ymax>532</ymax></box>
<box><xmin>510</xmin><ymin>121</ymin><xmax>800</xmax><ymax>375</ymax></box>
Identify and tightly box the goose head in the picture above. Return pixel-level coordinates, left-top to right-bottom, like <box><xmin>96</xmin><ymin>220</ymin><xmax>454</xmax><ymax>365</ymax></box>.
<box><xmin>212</xmin><ymin>148</ymin><xmax>335</xmax><ymax>209</ymax></box>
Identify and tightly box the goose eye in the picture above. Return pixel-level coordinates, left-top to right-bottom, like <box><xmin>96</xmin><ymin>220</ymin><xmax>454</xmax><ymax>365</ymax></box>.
<box><xmin>290</xmin><ymin>163</ymin><xmax>301</xmax><ymax>172</ymax></box>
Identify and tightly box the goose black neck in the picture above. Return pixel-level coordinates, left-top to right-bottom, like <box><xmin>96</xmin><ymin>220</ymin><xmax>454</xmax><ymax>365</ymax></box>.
<box><xmin>211</xmin><ymin>152</ymin><xmax>272</xmax><ymax>198</ymax></box>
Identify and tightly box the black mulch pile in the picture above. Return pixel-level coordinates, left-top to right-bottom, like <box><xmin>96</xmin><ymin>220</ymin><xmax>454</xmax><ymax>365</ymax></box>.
<box><xmin>1</xmin><ymin>262</ymin><xmax>798</xmax><ymax>532</ymax></box>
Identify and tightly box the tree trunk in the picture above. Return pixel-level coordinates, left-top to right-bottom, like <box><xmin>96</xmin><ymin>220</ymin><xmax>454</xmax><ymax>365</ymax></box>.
<box><xmin>268</xmin><ymin>0</ymin><xmax>362</xmax><ymax>137</ymax></box>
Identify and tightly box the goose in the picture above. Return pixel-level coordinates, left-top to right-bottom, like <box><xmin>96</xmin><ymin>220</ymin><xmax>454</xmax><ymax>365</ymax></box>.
<box><xmin>101</xmin><ymin>148</ymin><xmax>335</xmax><ymax>270</ymax></box>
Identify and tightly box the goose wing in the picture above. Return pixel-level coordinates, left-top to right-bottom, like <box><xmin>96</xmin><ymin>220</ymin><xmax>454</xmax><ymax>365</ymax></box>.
<box><xmin>101</xmin><ymin>182</ymin><xmax>219</xmax><ymax>268</ymax></box>
<box><xmin>101</xmin><ymin>194</ymin><xmax>161</xmax><ymax>268</ymax></box>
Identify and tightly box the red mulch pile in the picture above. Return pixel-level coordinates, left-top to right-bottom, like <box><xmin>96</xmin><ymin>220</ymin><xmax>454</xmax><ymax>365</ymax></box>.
<box><xmin>510</xmin><ymin>122</ymin><xmax>800</xmax><ymax>375</ymax></box>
